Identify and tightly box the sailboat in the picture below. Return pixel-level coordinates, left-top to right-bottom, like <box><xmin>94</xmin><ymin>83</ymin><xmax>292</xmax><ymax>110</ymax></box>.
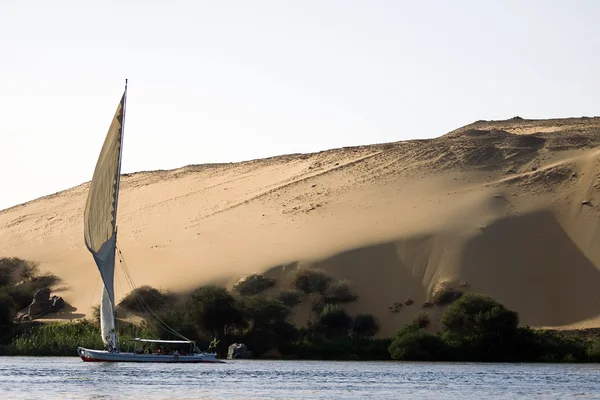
<box><xmin>77</xmin><ymin>81</ymin><xmax>222</xmax><ymax>363</ymax></box>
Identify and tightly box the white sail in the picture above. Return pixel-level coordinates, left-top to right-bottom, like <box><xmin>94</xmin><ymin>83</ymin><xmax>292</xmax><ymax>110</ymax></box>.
<box><xmin>83</xmin><ymin>86</ymin><xmax>127</xmax><ymax>351</ymax></box>
<box><xmin>100</xmin><ymin>286</ymin><xmax>116</xmax><ymax>348</ymax></box>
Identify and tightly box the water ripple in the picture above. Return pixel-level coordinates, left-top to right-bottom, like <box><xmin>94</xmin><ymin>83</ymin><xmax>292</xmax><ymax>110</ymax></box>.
<box><xmin>1</xmin><ymin>357</ymin><xmax>600</xmax><ymax>399</ymax></box>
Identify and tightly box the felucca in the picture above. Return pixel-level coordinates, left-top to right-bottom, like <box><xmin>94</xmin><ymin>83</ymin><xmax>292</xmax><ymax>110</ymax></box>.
<box><xmin>77</xmin><ymin>81</ymin><xmax>222</xmax><ymax>363</ymax></box>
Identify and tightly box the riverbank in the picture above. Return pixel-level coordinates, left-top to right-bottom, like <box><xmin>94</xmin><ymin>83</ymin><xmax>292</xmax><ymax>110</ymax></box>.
<box><xmin>2</xmin><ymin>318</ymin><xmax>600</xmax><ymax>363</ymax></box>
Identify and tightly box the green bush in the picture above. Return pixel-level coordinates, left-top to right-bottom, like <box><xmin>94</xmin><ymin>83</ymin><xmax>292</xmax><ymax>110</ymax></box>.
<box><xmin>292</xmin><ymin>337</ymin><xmax>353</xmax><ymax>360</ymax></box>
<box><xmin>413</xmin><ymin>311</ymin><xmax>430</xmax><ymax>329</ymax></box>
<box><xmin>432</xmin><ymin>281</ymin><xmax>463</xmax><ymax>306</ymax></box>
<box><xmin>240</xmin><ymin>296</ymin><xmax>288</xmax><ymax>329</ymax></box>
<box><xmin>5</xmin><ymin>320</ymin><xmax>103</xmax><ymax>355</ymax></box>
<box><xmin>278</xmin><ymin>290</ymin><xmax>302</xmax><ymax>307</ymax></box>
<box><xmin>309</xmin><ymin>293</ymin><xmax>327</xmax><ymax>313</ymax></box>
<box><xmin>0</xmin><ymin>258</ymin><xmax>59</xmax><ymax>290</ymax></box>
<box><xmin>292</xmin><ymin>268</ymin><xmax>332</xmax><ymax>294</ymax></box>
<box><xmin>314</xmin><ymin>304</ymin><xmax>353</xmax><ymax>338</ymax></box>
<box><xmin>586</xmin><ymin>340</ymin><xmax>600</xmax><ymax>362</ymax></box>
<box><xmin>0</xmin><ymin>258</ymin><xmax>26</xmax><ymax>287</ymax></box>
<box><xmin>325</xmin><ymin>280</ymin><xmax>357</xmax><ymax>304</ymax></box>
<box><xmin>442</xmin><ymin>292</ymin><xmax>519</xmax><ymax>360</ymax></box>
<box><xmin>0</xmin><ymin>258</ymin><xmax>61</xmax><ymax>313</ymax></box>
<box><xmin>352</xmin><ymin>314</ymin><xmax>379</xmax><ymax>338</ymax></box>
<box><xmin>144</xmin><ymin>308</ymin><xmax>199</xmax><ymax>342</ymax></box>
<box><xmin>186</xmin><ymin>286</ymin><xmax>245</xmax><ymax>343</ymax></box>
<box><xmin>1</xmin><ymin>320</ymin><xmax>153</xmax><ymax>356</ymax></box>
<box><xmin>0</xmin><ymin>288</ymin><xmax>16</xmax><ymax>326</ymax></box>
<box><xmin>232</xmin><ymin>274</ymin><xmax>276</xmax><ymax>296</ymax></box>
<box><xmin>389</xmin><ymin>324</ymin><xmax>448</xmax><ymax>361</ymax></box>
<box><xmin>118</xmin><ymin>285</ymin><xmax>175</xmax><ymax>312</ymax></box>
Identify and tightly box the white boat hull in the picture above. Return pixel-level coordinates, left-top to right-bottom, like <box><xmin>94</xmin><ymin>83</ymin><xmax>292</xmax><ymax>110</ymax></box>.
<box><xmin>77</xmin><ymin>347</ymin><xmax>224</xmax><ymax>363</ymax></box>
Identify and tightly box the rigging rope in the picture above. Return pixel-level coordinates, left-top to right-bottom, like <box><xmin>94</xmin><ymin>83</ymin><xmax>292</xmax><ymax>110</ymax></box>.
<box><xmin>115</xmin><ymin>243</ymin><xmax>192</xmax><ymax>342</ymax></box>
<box><xmin>88</xmin><ymin>275</ymin><xmax>100</xmax><ymax>311</ymax></box>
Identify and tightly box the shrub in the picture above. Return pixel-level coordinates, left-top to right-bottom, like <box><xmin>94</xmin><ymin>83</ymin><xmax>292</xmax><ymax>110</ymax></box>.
<box><xmin>314</xmin><ymin>304</ymin><xmax>353</xmax><ymax>338</ymax></box>
<box><xmin>292</xmin><ymin>268</ymin><xmax>332</xmax><ymax>294</ymax></box>
<box><xmin>324</xmin><ymin>280</ymin><xmax>357</xmax><ymax>304</ymax></box>
<box><xmin>432</xmin><ymin>281</ymin><xmax>463</xmax><ymax>306</ymax></box>
<box><xmin>389</xmin><ymin>324</ymin><xmax>448</xmax><ymax>361</ymax></box>
<box><xmin>118</xmin><ymin>285</ymin><xmax>175</xmax><ymax>312</ymax></box>
<box><xmin>278</xmin><ymin>290</ymin><xmax>302</xmax><ymax>307</ymax></box>
<box><xmin>6</xmin><ymin>320</ymin><xmax>103</xmax><ymax>355</ymax></box>
<box><xmin>0</xmin><ymin>258</ymin><xmax>25</xmax><ymax>287</ymax></box>
<box><xmin>0</xmin><ymin>258</ymin><xmax>61</xmax><ymax>312</ymax></box>
<box><xmin>240</xmin><ymin>296</ymin><xmax>289</xmax><ymax>329</ymax></box>
<box><xmin>0</xmin><ymin>258</ymin><xmax>59</xmax><ymax>289</ymax></box>
<box><xmin>352</xmin><ymin>314</ymin><xmax>379</xmax><ymax>338</ymax></box>
<box><xmin>187</xmin><ymin>285</ymin><xmax>245</xmax><ymax>341</ymax></box>
<box><xmin>309</xmin><ymin>293</ymin><xmax>327</xmax><ymax>313</ymax></box>
<box><xmin>586</xmin><ymin>340</ymin><xmax>600</xmax><ymax>362</ymax></box>
<box><xmin>232</xmin><ymin>274</ymin><xmax>276</xmax><ymax>296</ymax></box>
<box><xmin>442</xmin><ymin>293</ymin><xmax>518</xmax><ymax>339</ymax></box>
<box><xmin>0</xmin><ymin>288</ymin><xmax>16</xmax><ymax>326</ymax></box>
<box><xmin>413</xmin><ymin>311</ymin><xmax>430</xmax><ymax>329</ymax></box>
<box><xmin>3</xmin><ymin>320</ymin><xmax>151</xmax><ymax>356</ymax></box>
<box><xmin>145</xmin><ymin>308</ymin><xmax>199</xmax><ymax>342</ymax></box>
<box><xmin>441</xmin><ymin>293</ymin><xmax>519</xmax><ymax>360</ymax></box>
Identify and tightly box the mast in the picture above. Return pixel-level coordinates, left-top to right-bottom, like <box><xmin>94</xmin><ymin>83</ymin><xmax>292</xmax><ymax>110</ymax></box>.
<box><xmin>113</xmin><ymin>78</ymin><xmax>127</xmax><ymax>227</ymax></box>
<box><xmin>107</xmin><ymin>78</ymin><xmax>127</xmax><ymax>350</ymax></box>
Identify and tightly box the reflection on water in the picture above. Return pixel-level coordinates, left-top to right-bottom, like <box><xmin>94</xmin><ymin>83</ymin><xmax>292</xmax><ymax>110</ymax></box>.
<box><xmin>1</xmin><ymin>357</ymin><xmax>599</xmax><ymax>399</ymax></box>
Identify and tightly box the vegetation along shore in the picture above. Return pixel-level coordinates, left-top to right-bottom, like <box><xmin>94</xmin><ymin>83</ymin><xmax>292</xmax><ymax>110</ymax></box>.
<box><xmin>1</xmin><ymin>257</ymin><xmax>599</xmax><ymax>362</ymax></box>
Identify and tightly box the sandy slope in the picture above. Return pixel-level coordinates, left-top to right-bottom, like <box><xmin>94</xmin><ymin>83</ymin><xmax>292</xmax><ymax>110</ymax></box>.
<box><xmin>2</xmin><ymin>116</ymin><xmax>600</xmax><ymax>337</ymax></box>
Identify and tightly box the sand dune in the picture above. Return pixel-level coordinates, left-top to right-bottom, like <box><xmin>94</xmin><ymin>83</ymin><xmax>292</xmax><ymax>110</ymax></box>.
<box><xmin>2</xmin><ymin>116</ymin><xmax>600</xmax><ymax>337</ymax></box>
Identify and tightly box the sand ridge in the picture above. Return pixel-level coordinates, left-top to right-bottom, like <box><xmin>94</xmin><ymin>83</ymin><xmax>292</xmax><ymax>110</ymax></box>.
<box><xmin>2</xmin><ymin>116</ymin><xmax>600</xmax><ymax>336</ymax></box>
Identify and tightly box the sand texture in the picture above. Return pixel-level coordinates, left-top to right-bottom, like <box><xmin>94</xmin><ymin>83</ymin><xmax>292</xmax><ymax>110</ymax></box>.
<box><xmin>3</xmin><ymin>116</ymin><xmax>600</xmax><ymax>336</ymax></box>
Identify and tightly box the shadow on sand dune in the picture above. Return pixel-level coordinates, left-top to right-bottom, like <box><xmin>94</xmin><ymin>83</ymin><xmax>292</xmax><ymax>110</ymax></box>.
<box><xmin>264</xmin><ymin>236</ymin><xmax>439</xmax><ymax>337</ymax></box>
<box><xmin>264</xmin><ymin>209</ymin><xmax>600</xmax><ymax>334</ymax></box>
<box><xmin>37</xmin><ymin>302</ymin><xmax>86</xmax><ymax>321</ymax></box>
<box><xmin>458</xmin><ymin>210</ymin><xmax>600</xmax><ymax>327</ymax></box>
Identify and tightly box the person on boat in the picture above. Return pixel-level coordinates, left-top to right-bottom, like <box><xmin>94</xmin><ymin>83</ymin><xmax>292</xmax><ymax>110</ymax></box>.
<box><xmin>134</xmin><ymin>345</ymin><xmax>144</xmax><ymax>354</ymax></box>
<box><xmin>173</xmin><ymin>349</ymin><xmax>179</xmax><ymax>358</ymax></box>
<box><xmin>156</xmin><ymin>346</ymin><xmax>162</xmax><ymax>354</ymax></box>
<box><xmin>146</xmin><ymin>347</ymin><xmax>152</xmax><ymax>354</ymax></box>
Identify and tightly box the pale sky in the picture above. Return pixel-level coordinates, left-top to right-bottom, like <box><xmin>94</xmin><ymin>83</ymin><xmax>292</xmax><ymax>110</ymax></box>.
<box><xmin>1</xmin><ymin>0</ymin><xmax>598</xmax><ymax>210</ymax></box>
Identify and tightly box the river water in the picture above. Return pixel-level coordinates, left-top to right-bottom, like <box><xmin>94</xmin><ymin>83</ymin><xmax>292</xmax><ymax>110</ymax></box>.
<box><xmin>1</xmin><ymin>357</ymin><xmax>599</xmax><ymax>399</ymax></box>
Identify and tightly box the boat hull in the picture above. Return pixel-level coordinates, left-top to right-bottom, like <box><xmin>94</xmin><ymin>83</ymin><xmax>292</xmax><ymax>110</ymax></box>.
<box><xmin>77</xmin><ymin>347</ymin><xmax>225</xmax><ymax>363</ymax></box>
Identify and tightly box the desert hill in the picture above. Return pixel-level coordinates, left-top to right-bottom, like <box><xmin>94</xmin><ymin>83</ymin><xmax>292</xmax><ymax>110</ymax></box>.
<box><xmin>2</xmin><ymin>116</ymin><xmax>600</xmax><ymax>337</ymax></box>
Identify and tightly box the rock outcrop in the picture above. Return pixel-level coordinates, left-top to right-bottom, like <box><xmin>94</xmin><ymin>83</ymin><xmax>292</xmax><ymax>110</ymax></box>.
<box><xmin>227</xmin><ymin>343</ymin><xmax>253</xmax><ymax>359</ymax></box>
<box><xmin>24</xmin><ymin>288</ymin><xmax>65</xmax><ymax>320</ymax></box>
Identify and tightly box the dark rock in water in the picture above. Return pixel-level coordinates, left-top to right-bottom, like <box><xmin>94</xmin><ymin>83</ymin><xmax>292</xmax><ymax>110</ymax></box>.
<box><xmin>26</xmin><ymin>288</ymin><xmax>65</xmax><ymax>319</ymax></box>
<box><xmin>227</xmin><ymin>343</ymin><xmax>253</xmax><ymax>359</ymax></box>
